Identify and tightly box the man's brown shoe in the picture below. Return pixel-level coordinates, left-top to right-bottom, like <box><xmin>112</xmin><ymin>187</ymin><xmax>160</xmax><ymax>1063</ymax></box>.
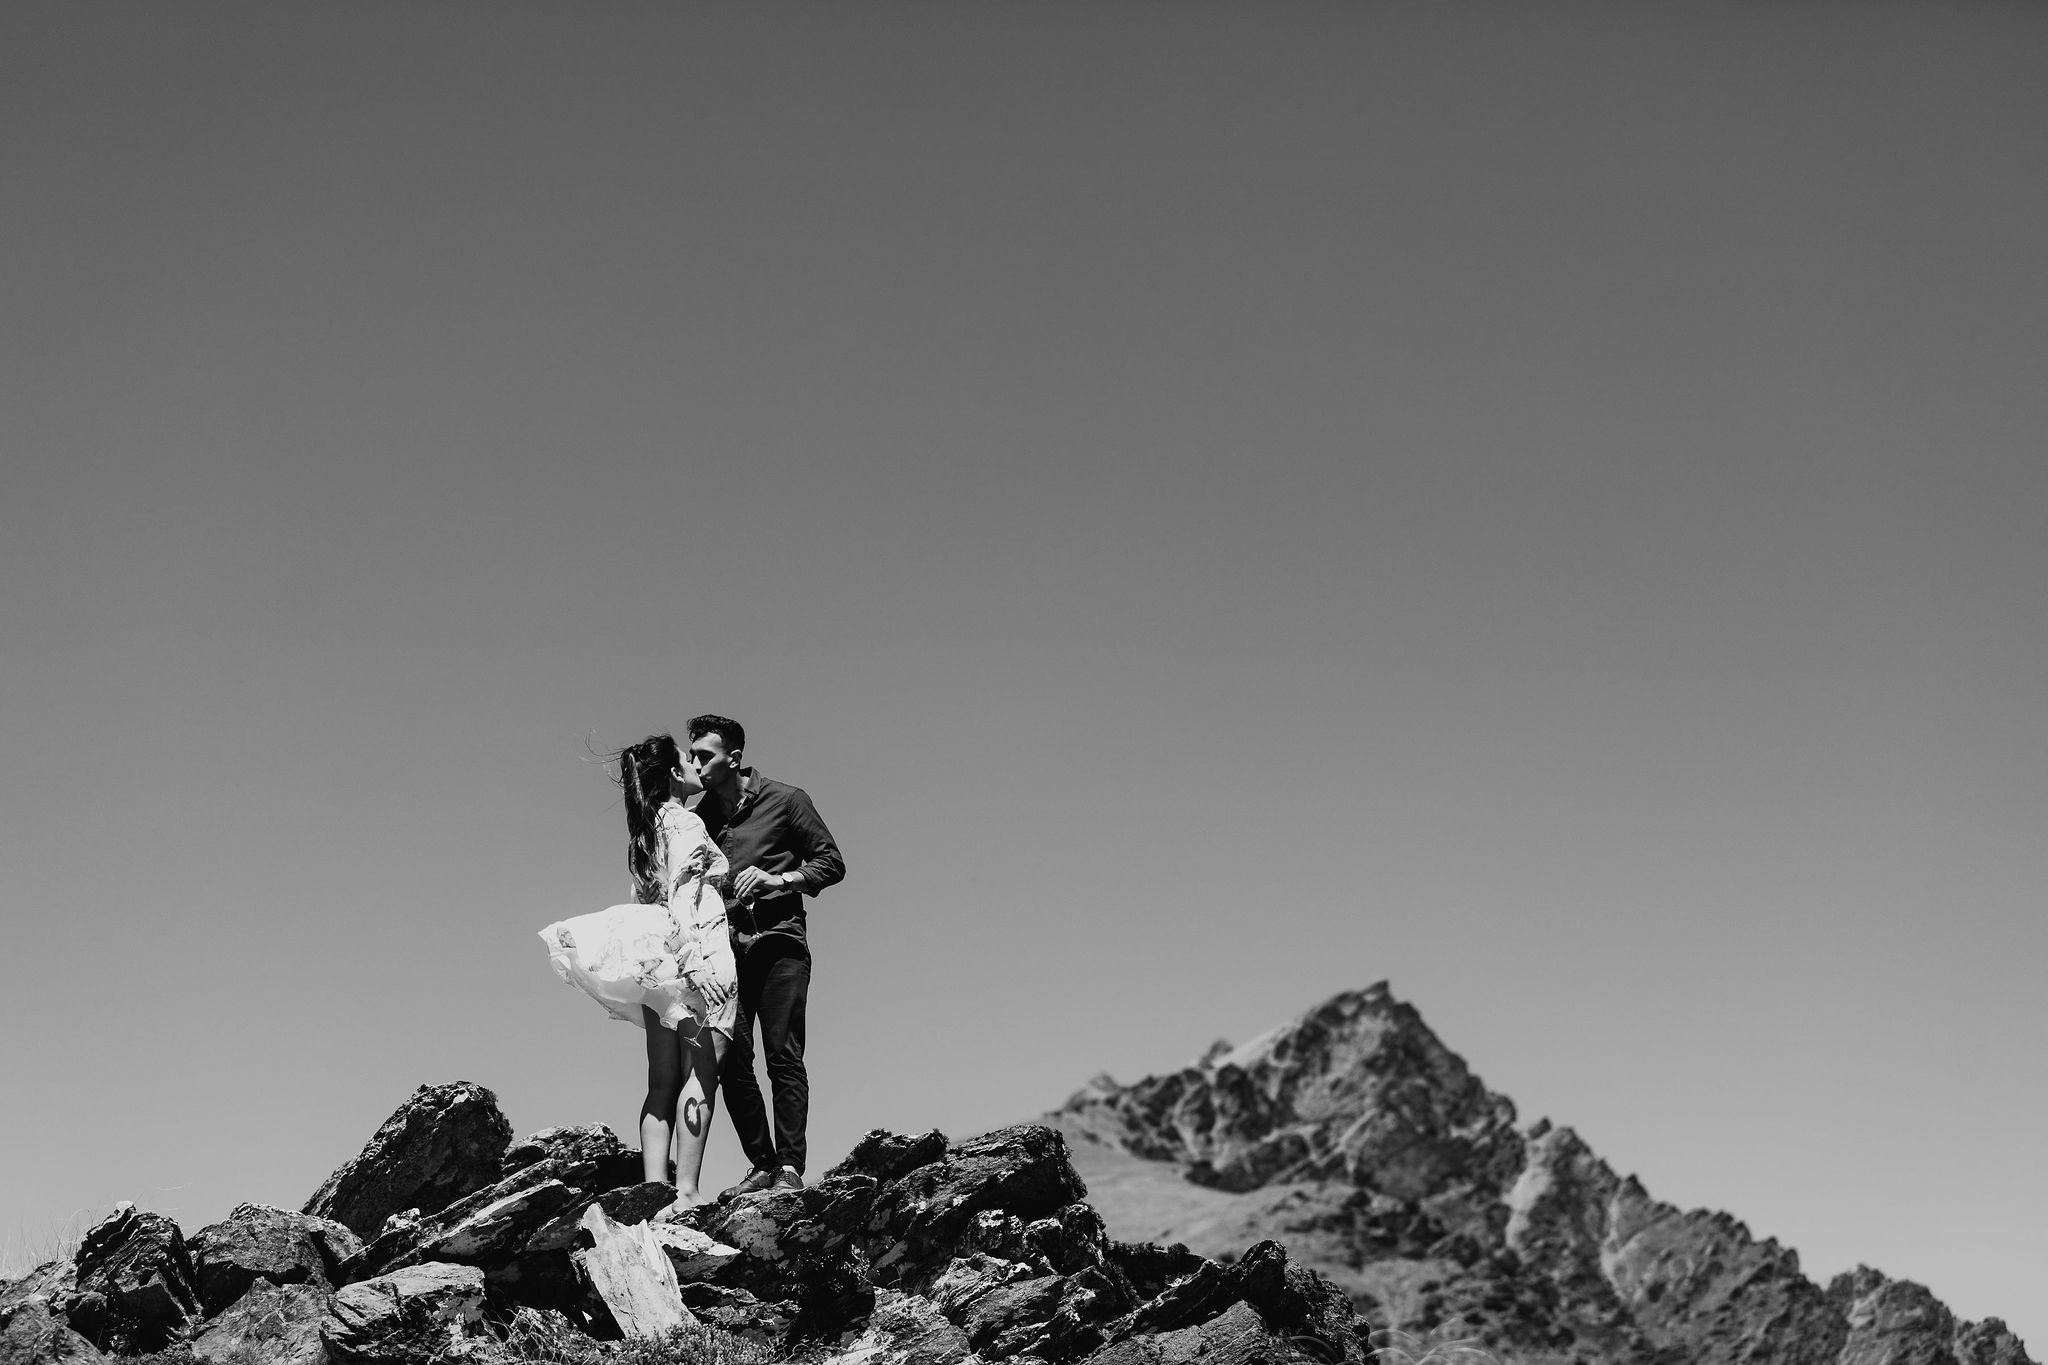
<box><xmin>771</xmin><ymin>1167</ymin><xmax>805</xmax><ymax>1191</ymax></box>
<box><xmin>721</xmin><ymin>1168</ymin><xmax>778</xmax><ymax>1199</ymax></box>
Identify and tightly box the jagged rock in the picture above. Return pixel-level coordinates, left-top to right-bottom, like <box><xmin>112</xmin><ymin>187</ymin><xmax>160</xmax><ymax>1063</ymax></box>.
<box><xmin>499</xmin><ymin>1126</ymin><xmax>642</xmax><ymax>1189</ymax></box>
<box><xmin>1054</xmin><ymin>985</ymin><xmax>2039</xmax><ymax>1365</ymax></box>
<box><xmin>689</xmin><ymin>1176</ymin><xmax>880</xmax><ymax>1337</ymax></box>
<box><xmin>647</xmin><ymin>1223</ymin><xmax>743</xmax><ymax>1283</ymax></box>
<box><xmin>305</xmin><ymin>1083</ymin><xmax>514</xmax><ymax>1241</ymax></box>
<box><xmin>352</xmin><ymin>1163</ymin><xmax>582</xmax><ymax>1278</ymax></box>
<box><xmin>676</xmin><ymin>1283</ymin><xmax>796</xmax><ymax>1345</ymax></box>
<box><xmin>525</xmin><ymin>1181</ymin><xmax>677</xmax><ymax>1253</ymax></box>
<box><xmin>572</xmin><ymin>1205</ymin><xmax>692</xmax><ymax>1339</ymax></box>
<box><xmin>815</xmin><ymin>1287</ymin><xmax>977</xmax><ymax>1365</ymax></box>
<box><xmin>1604</xmin><ymin>1176</ymin><xmax>1843</xmax><ymax>1365</ymax></box>
<box><xmin>829</xmin><ymin>1129</ymin><xmax>952</xmax><ymax>1185</ymax></box>
<box><xmin>0</xmin><ymin>1302</ymin><xmax>104</xmax><ymax>1364</ymax></box>
<box><xmin>963</xmin><ymin>1211</ymin><xmax>1035</xmax><ymax>1267</ymax></box>
<box><xmin>1955</xmin><ymin>1317</ymin><xmax>2038</xmax><ymax>1365</ymax></box>
<box><xmin>1061</xmin><ymin>986</ymin><xmax>1522</xmax><ymax>1202</ymax></box>
<box><xmin>321</xmin><ymin>1261</ymin><xmax>485</xmax><ymax>1363</ymax></box>
<box><xmin>928</xmin><ymin>1255</ymin><xmax>1061</xmax><ymax>1353</ymax></box>
<box><xmin>1002</xmin><ymin>1264</ymin><xmax>1134</xmax><ymax>1360</ymax></box>
<box><xmin>1210</xmin><ymin>1241</ymin><xmax>1368</xmax><ymax>1365</ymax></box>
<box><xmin>66</xmin><ymin>1203</ymin><xmax>200</xmax><ymax>1352</ymax></box>
<box><xmin>656</xmin><ymin>1122</ymin><xmax>1362</xmax><ymax>1360</ymax></box>
<box><xmin>0</xmin><ymin>1265</ymin><xmax>76</xmax><ymax>1329</ymax></box>
<box><xmin>335</xmin><ymin>1128</ymin><xmax>654</xmax><ymax>1324</ymax></box>
<box><xmin>865</xmin><ymin>1126</ymin><xmax>1090</xmax><ymax>1289</ymax></box>
<box><xmin>1113</xmin><ymin>1259</ymin><xmax>1236</xmax><ymax>1339</ymax></box>
<box><xmin>348</xmin><ymin>1138</ymin><xmax>641</xmax><ymax>1281</ymax></box>
<box><xmin>593</xmin><ymin>1181</ymin><xmax>680</xmax><ymax>1228</ymax></box>
<box><xmin>1024</xmin><ymin>1206</ymin><xmax>1113</xmax><ymax>1278</ymax></box>
<box><xmin>1103</xmin><ymin>1244</ymin><xmax>1204</xmax><ymax>1303</ymax></box>
<box><xmin>190</xmin><ymin>1279</ymin><xmax>331</xmax><ymax>1365</ymax></box>
<box><xmin>1828</xmin><ymin>1266</ymin><xmax>2036</xmax><ymax>1365</ymax></box>
<box><xmin>1087</xmin><ymin>1298</ymin><xmax>1327</xmax><ymax>1365</ymax></box>
<box><xmin>1833</xmin><ymin>1268</ymin><xmax>1957</xmax><ymax>1365</ymax></box>
<box><xmin>188</xmin><ymin>1202</ymin><xmax>363</xmax><ymax>1315</ymax></box>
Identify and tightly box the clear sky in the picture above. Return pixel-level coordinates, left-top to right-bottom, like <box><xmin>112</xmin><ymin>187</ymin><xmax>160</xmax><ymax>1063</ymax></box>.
<box><xmin>3</xmin><ymin>1</ymin><xmax>2044</xmax><ymax>1347</ymax></box>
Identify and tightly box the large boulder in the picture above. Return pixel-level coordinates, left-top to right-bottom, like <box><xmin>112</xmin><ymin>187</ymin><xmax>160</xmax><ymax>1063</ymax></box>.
<box><xmin>0</xmin><ymin>1303</ymin><xmax>104</xmax><ymax>1365</ymax></box>
<box><xmin>321</xmin><ymin>1261</ymin><xmax>485</xmax><ymax>1364</ymax></box>
<box><xmin>65</xmin><ymin>1204</ymin><xmax>200</xmax><ymax>1352</ymax></box>
<box><xmin>188</xmin><ymin>1203</ymin><xmax>362</xmax><ymax>1315</ymax></box>
<box><xmin>862</xmin><ymin>1125</ymin><xmax>1089</xmax><ymax>1289</ymax></box>
<box><xmin>305</xmin><ymin>1083</ymin><xmax>513</xmax><ymax>1241</ymax></box>
<box><xmin>676</xmin><ymin>1283</ymin><xmax>797</xmax><ymax>1346</ymax></box>
<box><xmin>346</xmin><ymin>1126</ymin><xmax>645</xmax><ymax>1285</ymax></box>
<box><xmin>190</xmin><ymin>1279</ymin><xmax>332</xmax><ymax>1365</ymax></box>
<box><xmin>815</xmin><ymin>1288</ymin><xmax>976</xmax><ymax>1365</ymax></box>
<box><xmin>499</xmin><ymin>1125</ymin><xmax>643</xmax><ymax>1186</ymax></box>
<box><xmin>691</xmin><ymin>1179</ymin><xmax>879</xmax><ymax>1342</ymax></box>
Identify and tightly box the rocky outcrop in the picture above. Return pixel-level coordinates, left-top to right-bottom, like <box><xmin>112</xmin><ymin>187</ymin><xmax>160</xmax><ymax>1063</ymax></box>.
<box><xmin>304</xmin><ymin>1083</ymin><xmax>514</xmax><ymax>1241</ymax></box>
<box><xmin>6</xmin><ymin>1083</ymin><xmax>1371</xmax><ymax>1365</ymax></box>
<box><xmin>189</xmin><ymin>1280</ymin><xmax>330</xmax><ymax>1365</ymax></box>
<box><xmin>1054</xmin><ymin>983</ymin><xmax>2035</xmax><ymax>1365</ymax></box>
<box><xmin>0</xmin><ymin>1303</ymin><xmax>104</xmax><ymax>1365</ymax></box>
<box><xmin>644</xmin><ymin>1122</ymin><xmax>1372</xmax><ymax>1365</ymax></box>
<box><xmin>187</xmin><ymin>1203</ymin><xmax>362</xmax><ymax>1315</ymax></box>
<box><xmin>1826</xmin><ymin>1267</ymin><xmax>2036</xmax><ymax>1365</ymax></box>
<box><xmin>322</xmin><ymin>1262</ymin><xmax>486</xmax><ymax>1363</ymax></box>
<box><xmin>65</xmin><ymin>1204</ymin><xmax>201</xmax><ymax>1353</ymax></box>
<box><xmin>344</xmin><ymin>1118</ymin><xmax>651</xmax><ymax>1320</ymax></box>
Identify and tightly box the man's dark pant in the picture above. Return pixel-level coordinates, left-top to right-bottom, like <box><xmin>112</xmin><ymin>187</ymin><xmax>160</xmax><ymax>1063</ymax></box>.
<box><xmin>722</xmin><ymin>936</ymin><xmax>811</xmax><ymax>1174</ymax></box>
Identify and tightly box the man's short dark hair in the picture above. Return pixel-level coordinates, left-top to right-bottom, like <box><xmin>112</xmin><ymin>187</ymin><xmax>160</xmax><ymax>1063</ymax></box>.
<box><xmin>687</xmin><ymin>714</ymin><xmax>746</xmax><ymax>755</ymax></box>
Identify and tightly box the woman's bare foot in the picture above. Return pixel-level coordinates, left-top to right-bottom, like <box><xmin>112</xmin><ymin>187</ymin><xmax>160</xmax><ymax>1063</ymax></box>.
<box><xmin>652</xmin><ymin>1192</ymin><xmax>704</xmax><ymax>1223</ymax></box>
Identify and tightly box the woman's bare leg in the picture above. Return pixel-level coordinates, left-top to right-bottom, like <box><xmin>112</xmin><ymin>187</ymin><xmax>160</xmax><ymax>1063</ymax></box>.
<box><xmin>671</xmin><ymin>1026</ymin><xmax>730</xmax><ymax>1204</ymax></box>
<box><xmin>640</xmin><ymin>1006</ymin><xmax>685</xmax><ymax>1184</ymax></box>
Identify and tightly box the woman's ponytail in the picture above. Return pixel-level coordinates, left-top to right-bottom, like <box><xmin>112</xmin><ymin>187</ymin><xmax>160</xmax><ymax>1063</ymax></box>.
<box><xmin>616</xmin><ymin>734</ymin><xmax>682</xmax><ymax>904</ymax></box>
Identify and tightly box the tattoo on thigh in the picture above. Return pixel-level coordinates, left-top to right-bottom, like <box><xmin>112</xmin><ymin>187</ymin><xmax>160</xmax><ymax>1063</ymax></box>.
<box><xmin>682</xmin><ymin>1096</ymin><xmax>705</xmax><ymax>1137</ymax></box>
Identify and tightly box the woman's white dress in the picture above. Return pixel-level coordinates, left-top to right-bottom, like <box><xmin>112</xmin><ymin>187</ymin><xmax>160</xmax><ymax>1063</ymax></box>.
<box><xmin>540</xmin><ymin>802</ymin><xmax>739</xmax><ymax>1035</ymax></box>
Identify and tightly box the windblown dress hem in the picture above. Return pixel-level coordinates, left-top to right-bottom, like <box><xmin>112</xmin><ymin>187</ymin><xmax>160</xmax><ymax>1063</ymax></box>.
<box><xmin>540</xmin><ymin>803</ymin><xmax>737</xmax><ymax>1036</ymax></box>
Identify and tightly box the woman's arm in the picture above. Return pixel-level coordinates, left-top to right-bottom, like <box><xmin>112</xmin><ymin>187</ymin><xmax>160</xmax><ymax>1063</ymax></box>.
<box><xmin>660</xmin><ymin>804</ymin><xmax>726</xmax><ymax>903</ymax></box>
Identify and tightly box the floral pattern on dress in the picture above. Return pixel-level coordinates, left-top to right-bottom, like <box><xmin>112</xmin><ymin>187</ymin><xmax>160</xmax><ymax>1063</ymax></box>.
<box><xmin>538</xmin><ymin>801</ymin><xmax>738</xmax><ymax>1034</ymax></box>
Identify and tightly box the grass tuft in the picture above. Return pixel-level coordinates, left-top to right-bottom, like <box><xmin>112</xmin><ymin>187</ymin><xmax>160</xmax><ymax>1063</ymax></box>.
<box><xmin>0</xmin><ymin>1209</ymin><xmax>96</xmax><ymax>1280</ymax></box>
<box><xmin>486</xmin><ymin>1309</ymin><xmax>787</xmax><ymax>1365</ymax></box>
<box><xmin>1372</xmin><ymin>1321</ymin><xmax>1506</xmax><ymax>1365</ymax></box>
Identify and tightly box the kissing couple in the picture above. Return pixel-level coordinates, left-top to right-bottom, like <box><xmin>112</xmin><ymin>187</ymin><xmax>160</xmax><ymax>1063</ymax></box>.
<box><xmin>540</xmin><ymin>714</ymin><xmax>845</xmax><ymax>1210</ymax></box>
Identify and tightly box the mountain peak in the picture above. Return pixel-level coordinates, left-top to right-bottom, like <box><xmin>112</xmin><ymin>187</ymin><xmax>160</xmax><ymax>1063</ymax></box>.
<box><xmin>1059</xmin><ymin>982</ymin><xmax>1521</xmax><ymax>1199</ymax></box>
<box><xmin>1052</xmin><ymin>986</ymin><xmax>2034</xmax><ymax>1365</ymax></box>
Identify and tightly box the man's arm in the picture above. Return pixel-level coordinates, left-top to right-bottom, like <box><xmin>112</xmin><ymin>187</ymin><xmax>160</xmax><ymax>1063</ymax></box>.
<box><xmin>731</xmin><ymin>786</ymin><xmax>845</xmax><ymax>901</ymax></box>
<box><xmin>782</xmin><ymin>787</ymin><xmax>843</xmax><ymax>895</ymax></box>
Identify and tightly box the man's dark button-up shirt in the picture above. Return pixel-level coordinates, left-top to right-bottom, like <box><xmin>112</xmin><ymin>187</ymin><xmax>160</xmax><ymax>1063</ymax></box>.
<box><xmin>694</xmin><ymin>768</ymin><xmax>844</xmax><ymax>954</ymax></box>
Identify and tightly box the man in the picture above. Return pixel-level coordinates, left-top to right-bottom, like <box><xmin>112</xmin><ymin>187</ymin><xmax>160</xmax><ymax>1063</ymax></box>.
<box><xmin>684</xmin><ymin>714</ymin><xmax>845</xmax><ymax>1195</ymax></box>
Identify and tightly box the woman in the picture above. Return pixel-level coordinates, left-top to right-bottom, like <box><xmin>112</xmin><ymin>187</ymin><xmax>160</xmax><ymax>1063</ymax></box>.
<box><xmin>539</xmin><ymin>734</ymin><xmax>738</xmax><ymax>1207</ymax></box>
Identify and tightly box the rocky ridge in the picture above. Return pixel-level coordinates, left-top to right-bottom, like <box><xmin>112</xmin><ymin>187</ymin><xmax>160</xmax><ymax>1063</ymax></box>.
<box><xmin>1052</xmin><ymin>983</ymin><xmax>2034</xmax><ymax>1365</ymax></box>
<box><xmin>0</xmin><ymin>1083</ymin><xmax>1369</xmax><ymax>1365</ymax></box>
